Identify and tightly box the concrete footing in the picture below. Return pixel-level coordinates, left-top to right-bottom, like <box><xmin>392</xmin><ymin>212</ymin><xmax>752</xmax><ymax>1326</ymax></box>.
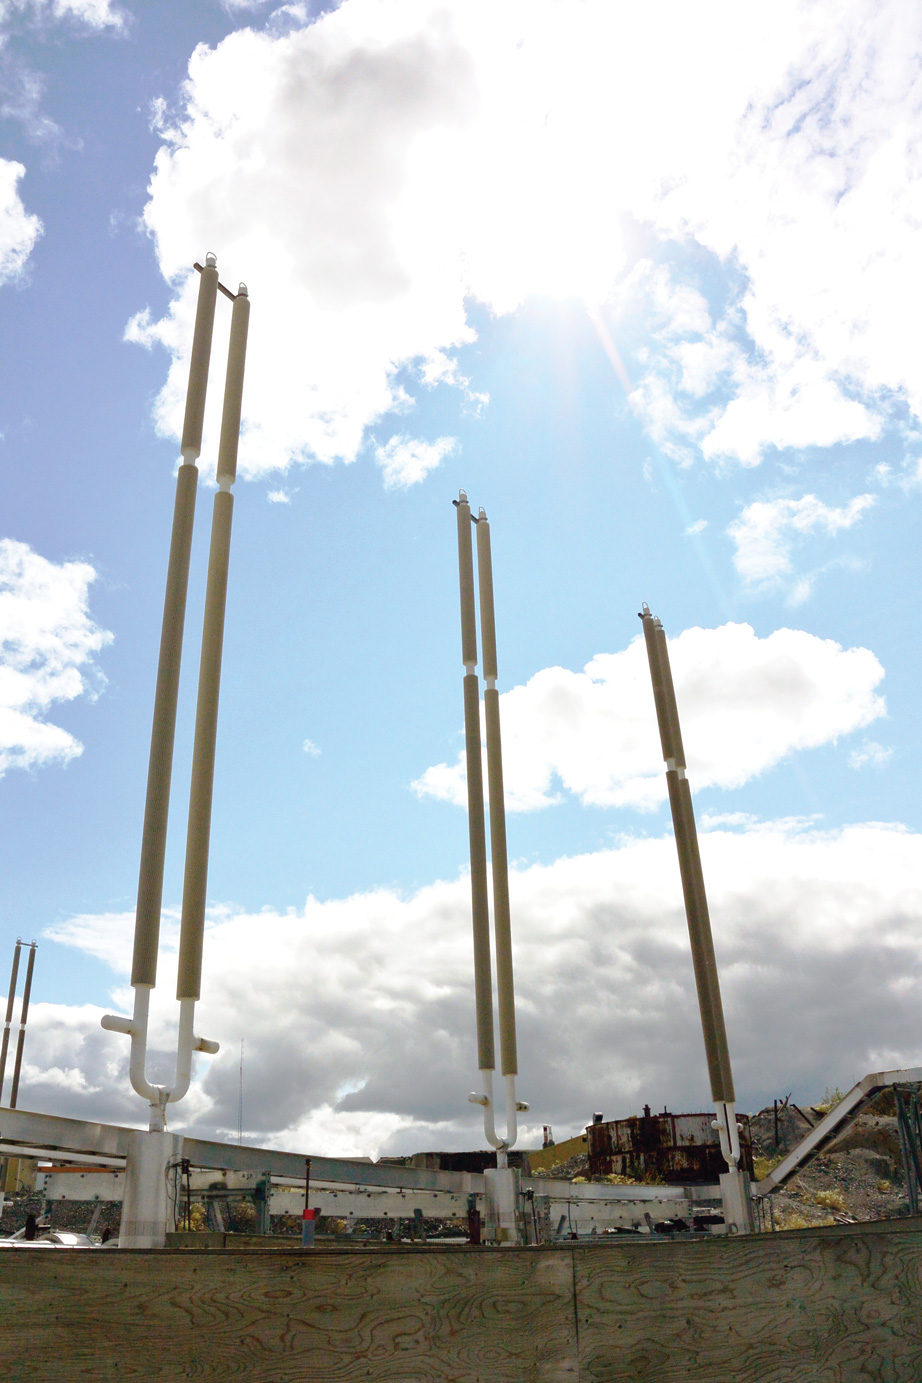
<box><xmin>483</xmin><ymin>1166</ymin><xmax>524</xmax><ymax>1243</ymax></box>
<box><xmin>718</xmin><ymin>1167</ymin><xmax>754</xmax><ymax>1236</ymax></box>
<box><xmin>119</xmin><ymin>1131</ymin><xmax>183</xmax><ymax>1248</ymax></box>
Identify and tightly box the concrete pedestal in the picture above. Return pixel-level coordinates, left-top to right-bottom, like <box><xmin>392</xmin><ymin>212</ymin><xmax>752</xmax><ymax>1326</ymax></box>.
<box><xmin>483</xmin><ymin>1167</ymin><xmax>524</xmax><ymax>1244</ymax></box>
<box><xmin>120</xmin><ymin>1131</ymin><xmax>184</xmax><ymax>1248</ymax></box>
<box><xmin>719</xmin><ymin>1168</ymin><xmax>754</xmax><ymax>1235</ymax></box>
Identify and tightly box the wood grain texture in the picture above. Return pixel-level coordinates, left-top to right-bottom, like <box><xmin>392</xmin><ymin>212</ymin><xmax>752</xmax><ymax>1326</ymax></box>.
<box><xmin>0</xmin><ymin>1246</ymin><xmax>578</xmax><ymax>1383</ymax></box>
<box><xmin>1</xmin><ymin>1226</ymin><xmax>920</xmax><ymax>1382</ymax></box>
<box><xmin>575</xmin><ymin>1228</ymin><xmax>922</xmax><ymax>1383</ymax></box>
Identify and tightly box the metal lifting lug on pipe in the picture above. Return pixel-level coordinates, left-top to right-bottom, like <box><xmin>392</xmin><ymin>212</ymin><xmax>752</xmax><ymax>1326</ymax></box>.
<box><xmin>454</xmin><ymin>493</ymin><xmax>524</xmax><ymax>1198</ymax></box>
<box><xmin>100</xmin><ymin>254</ymin><xmax>247</xmax><ymax>1237</ymax></box>
<box><xmin>639</xmin><ymin>603</ymin><xmax>753</xmax><ymax>1234</ymax></box>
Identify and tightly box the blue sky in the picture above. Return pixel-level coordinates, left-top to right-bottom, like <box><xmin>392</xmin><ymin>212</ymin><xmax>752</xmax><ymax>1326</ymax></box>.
<box><xmin>2</xmin><ymin>0</ymin><xmax>922</xmax><ymax>1155</ymax></box>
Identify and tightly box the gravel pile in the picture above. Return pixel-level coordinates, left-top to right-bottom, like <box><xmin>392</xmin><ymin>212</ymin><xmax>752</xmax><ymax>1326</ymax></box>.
<box><xmin>750</xmin><ymin>1094</ymin><xmax>909</xmax><ymax>1228</ymax></box>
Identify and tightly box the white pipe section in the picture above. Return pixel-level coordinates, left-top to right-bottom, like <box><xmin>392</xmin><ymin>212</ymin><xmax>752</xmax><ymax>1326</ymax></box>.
<box><xmin>467</xmin><ymin>1053</ymin><xmax>530</xmax><ymax>1162</ymax></box>
<box><xmin>101</xmin><ymin>987</ymin><xmax>218</xmax><ymax>1131</ymax></box>
<box><xmin>713</xmin><ymin>1099</ymin><xmax>741</xmax><ymax>1168</ymax></box>
<box><xmin>170</xmin><ymin>998</ymin><xmax>197</xmax><ymax>1106</ymax></box>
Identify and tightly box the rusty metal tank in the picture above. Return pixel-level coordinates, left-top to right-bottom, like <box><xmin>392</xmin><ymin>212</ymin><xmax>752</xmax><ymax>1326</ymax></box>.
<box><xmin>587</xmin><ymin>1105</ymin><xmax>753</xmax><ymax>1184</ymax></box>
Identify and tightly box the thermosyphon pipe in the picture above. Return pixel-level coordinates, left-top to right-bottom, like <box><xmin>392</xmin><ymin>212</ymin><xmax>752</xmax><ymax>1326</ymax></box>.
<box><xmin>456</xmin><ymin>493</ymin><xmax>495</xmax><ymax>1074</ymax></box>
<box><xmin>0</xmin><ymin>940</ymin><xmax>21</xmax><ymax>1100</ymax></box>
<box><xmin>475</xmin><ymin>511</ymin><xmax>517</xmax><ymax>1079</ymax></box>
<box><xmin>176</xmin><ymin>286</ymin><xmax>249</xmax><ymax>1003</ymax></box>
<box><xmin>131</xmin><ymin>255</ymin><xmax>219</xmax><ymax>990</ymax></box>
<box><xmin>640</xmin><ymin>607</ymin><xmax>735</xmax><ymax>1105</ymax></box>
<box><xmin>9</xmin><ymin>942</ymin><xmax>36</xmax><ymax>1109</ymax></box>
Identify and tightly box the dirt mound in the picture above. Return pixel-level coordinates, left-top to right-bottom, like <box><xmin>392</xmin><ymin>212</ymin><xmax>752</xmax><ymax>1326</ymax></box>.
<box><xmin>749</xmin><ymin>1094</ymin><xmax>908</xmax><ymax>1227</ymax></box>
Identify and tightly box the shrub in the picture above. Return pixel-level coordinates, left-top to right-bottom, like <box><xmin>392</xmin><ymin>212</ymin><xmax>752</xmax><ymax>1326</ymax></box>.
<box><xmin>183</xmin><ymin>1203</ymin><xmax>208</xmax><ymax>1232</ymax></box>
<box><xmin>813</xmin><ymin>1188</ymin><xmax>847</xmax><ymax>1212</ymax></box>
<box><xmin>753</xmin><ymin>1154</ymin><xmax>784</xmax><ymax>1181</ymax></box>
<box><xmin>815</xmin><ymin>1086</ymin><xmax>846</xmax><ymax>1114</ymax></box>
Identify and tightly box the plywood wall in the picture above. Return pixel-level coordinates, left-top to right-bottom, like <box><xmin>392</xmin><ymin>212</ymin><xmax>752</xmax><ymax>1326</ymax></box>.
<box><xmin>1</xmin><ymin>1220</ymin><xmax>921</xmax><ymax>1381</ymax></box>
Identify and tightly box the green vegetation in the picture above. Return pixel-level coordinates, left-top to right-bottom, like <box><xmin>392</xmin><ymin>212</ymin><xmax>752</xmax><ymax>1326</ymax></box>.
<box><xmin>815</xmin><ymin>1086</ymin><xmax>847</xmax><ymax>1113</ymax></box>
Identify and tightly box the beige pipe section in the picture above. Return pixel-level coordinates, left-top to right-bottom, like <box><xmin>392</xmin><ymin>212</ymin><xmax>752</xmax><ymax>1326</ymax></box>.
<box><xmin>9</xmin><ymin>941</ymin><xmax>36</xmax><ymax>1109</ymax></box>
<box><xmin>457</xmin><ymin>491</ymin><xmax>478</xmax><ymax>668</ymax></box>
<box><xmin>456</xmin><ymin>493</ymin><xmax>495</xmax><ymax>1073</ymax></box>
<box><xmin>216</xmin><ymin>287</ymin><xmax>249</xmax><ymax>485</ymax></box>
<box><xmin>475</xmin><ymin>511</ymin><xmax>517</xmax><ymax>1078</ymax></box>
<box><xmin>130</xmin><ymin>258</ymin><xmax>218</xmax><ymax>989</ymax></box>
<box><xmin>176</xmin><ymin>490</ymin><xmax>233</xmax><ymax>1000</ymax></box>
<box><xmin>0</xmin><ymin>939</ymin><xmax>21</xmax><ymax>1100</ymax></box>
<box><xmin>176</xmin><ymin>285</ymin><xmax>249</xmax><ymax>1003</ymax></box>
<box><xmin>640</xmin><ymin>607</ymin><xmax>735</xmax><ymax>1105</ymax></box>
<box><xmin>181</xmin><ymin>253</ymin><xmax>220</xmax><ymax>462</ymax></box>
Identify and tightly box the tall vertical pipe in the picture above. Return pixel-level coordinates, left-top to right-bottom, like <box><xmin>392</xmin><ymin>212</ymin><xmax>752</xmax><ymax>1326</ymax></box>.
<box><xmin>475</xmin><ymin>509</ymin><xmax>517</xmax><ymax>1079</ymax></box>
<box><xmin>0</xmin><ymin>941</ymin><xmax>21</xmax><ymax>1102</ymax></box>
<box><xmin>9</xmin><ymin>942</ymin><xmax>36</xmax><ymax>1109</ymax></box>
<box><xmin>131</xmin><ymin>254</ymin><xmax>219</xmax><ymax>990</ymax></box>
<box><xmin>456</xmin><ymin>492</ymin><xmax>495</xmax><ymax>1075</ymax></box>
<box><xmin>176</xmin><ymin>286</ymin><xmax>249</xmax><ymax>1003</ymax></box>
<box><xmin>640</xmin><ymin>606</ymin><xmax>735</xmax><ymax>1105</ymax></box>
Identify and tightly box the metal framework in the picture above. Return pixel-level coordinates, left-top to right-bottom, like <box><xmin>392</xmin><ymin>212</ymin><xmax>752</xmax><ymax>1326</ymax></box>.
<box><xmin>0</xmin><ymin>1103</ymin><xmax>722</xmax><ymax>1242</ymax></box>
<box><xmin>894</xmin><ymin>1084</ymin><xmax>922</xmax><ymax>1215</ymax></box>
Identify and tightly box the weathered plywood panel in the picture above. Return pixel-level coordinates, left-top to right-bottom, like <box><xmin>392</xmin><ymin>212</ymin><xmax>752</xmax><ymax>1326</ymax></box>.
<box><xmin>2</xmin><ymin>1226</ymin><xmax>921</xmax><ymax>1382</ymax></box>
<box><xmin>0</xmin><ymin>1246</ymin><xmax>578</xmax><ymax>1383</ymax></box>
<box><xmin>575</xmin><ymin>1229</ymin><xmax>922</xmax><ymax>1383</ymax></box>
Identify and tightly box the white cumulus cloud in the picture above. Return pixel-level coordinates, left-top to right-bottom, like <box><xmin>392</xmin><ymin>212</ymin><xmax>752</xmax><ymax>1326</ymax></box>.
<box><xmin>131</xmin><ymin>7</ymin><xmax>481</xmax><ymax>480</ymax></box>
<box><xmin>0</xmin><ymin>538</ymin><xmax>112</xmax><ymax>774</ymax></box>
<box><xmin>0</xmin><ymin>0</ymin><xmax>124</xmax><ymax>28</ymax></box>
<box><xmin>414</xmin><ymin>622</ymin><xmax>885</xmax><ymax>813</ymax></box>
<box><xmin>129</xmin><ymin>0</ymin><xmax>922</xmax><ymax>480</ymax></box>
<box><xmin>849</xmin><ymin>740</ymin><xmax>893</xmax><ymax>771</ymax></box>
<box><xmin>375</xmin><ymin>434</ymin><xmax>457</xmax><ymax>489</ymax></box>
<box><xmin>29</xmin><ymin>818</ymin><xmax>922</xmax><ymax>1152</ymax></box>
<box><xmin>0</xmin><ymin>159</ymin><xmax>40</xmax><ymax>283</ymax></box>
<box><xmin>727</xmin><ymin>492</ymin><xmax>876</xmax><ymax>597</ymax></box>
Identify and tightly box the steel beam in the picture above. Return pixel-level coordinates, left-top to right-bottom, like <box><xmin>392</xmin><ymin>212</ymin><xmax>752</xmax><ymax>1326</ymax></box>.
<box><xmin>0</xmin><ymin>1105</ymin><xmax>706</xmax><ymax>1202</ymax></box>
